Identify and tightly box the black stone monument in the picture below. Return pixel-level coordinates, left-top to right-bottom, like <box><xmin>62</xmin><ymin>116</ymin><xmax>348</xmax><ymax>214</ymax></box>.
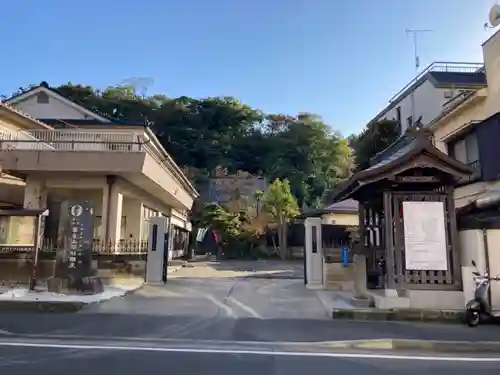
<box><xmin>47</xmin><ymin>200</ymin><xmax>103</xmax><ymax>294</ymax></box>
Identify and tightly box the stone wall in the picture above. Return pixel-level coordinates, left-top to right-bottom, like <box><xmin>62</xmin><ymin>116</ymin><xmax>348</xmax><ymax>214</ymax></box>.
<box><xmin>323</xmin><ymin>262</ymin><xmax>353</xmax><ymax>291</ymax></box>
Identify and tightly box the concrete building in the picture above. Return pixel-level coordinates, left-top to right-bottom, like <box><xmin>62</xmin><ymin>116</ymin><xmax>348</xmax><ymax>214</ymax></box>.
<box><xmin>367</xmin><ymin>62</ymin><xmax>486</xmax><ymax>135</ymax></box>
<box><xmin>416</xmin><ymin>30</ymin><xmax>500</xmax><ymax>312</ymax></box>
<box><xmin>0</xmin><ymin>83</ymin><xmax>198</xmax><ymax>253</ymax></box>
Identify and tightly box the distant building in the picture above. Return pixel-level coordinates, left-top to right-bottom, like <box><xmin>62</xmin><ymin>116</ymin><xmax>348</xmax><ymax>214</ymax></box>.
<box><xmin>367</xmin><ymin>62</ymin><xmax>486</xmax><ymax>135</ymax></box>
<box><xmin>302</xmin><ymin>199</ymin><xmax>359</xmax><ymax>226</ymax></box>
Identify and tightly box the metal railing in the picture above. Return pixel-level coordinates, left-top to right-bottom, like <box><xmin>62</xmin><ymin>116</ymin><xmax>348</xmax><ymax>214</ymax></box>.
<box><xmin>0</xmin><ymin>238</ymin><xmax>149</xmax><ymax>255</ymax></box>
<box><xmin>0</xmin><ymin>129</ymin><xmax>143</xmax><ymax>152</ymax></box>
<box><xmin>389</xmin><ymin>62</ymin><xmax>485</xmax><ymax>103</ymax></box>
<box><xmin>0</xmin><ymin>128</ymin><xmax>188</xmax><ymax>191</ymax></box>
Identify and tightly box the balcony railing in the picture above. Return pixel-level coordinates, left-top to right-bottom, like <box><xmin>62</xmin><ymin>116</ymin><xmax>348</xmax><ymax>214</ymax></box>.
<box><xmin>0</xmin><ymin>129</ymin><xmax>143</xmax><ymax>152</ymax></box>
<box><xmin>0</xmin><ymin>129</ymin><xmax>193</xmax><ymax>197</ymax></box>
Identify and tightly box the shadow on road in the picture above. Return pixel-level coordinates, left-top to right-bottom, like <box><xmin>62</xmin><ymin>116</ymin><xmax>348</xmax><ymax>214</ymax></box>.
<box><xmin>0</xmin><ymin>312</ymin><xmax>499</xmax><ymax>343</ymax></box>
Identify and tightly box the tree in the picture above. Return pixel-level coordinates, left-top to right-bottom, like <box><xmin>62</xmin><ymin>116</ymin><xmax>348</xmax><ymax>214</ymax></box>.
<box><xmin>349</xmin><ymin>119</ymin><xmax>400</xmax><ymax>171</ymax></box>
<box><xmin>253</xmin><ymin>190</ymin><xmax>265</xmax><ymax>216</ymax></box>
<box><xmin>262</xmin><ymin>179</ymin><xmax>300</xmax><ymax>260</ymax></box>
<box><xmin>4</xmin><ymin>83</ymin><xmax>356</xmax><ymax>209</ymax></box>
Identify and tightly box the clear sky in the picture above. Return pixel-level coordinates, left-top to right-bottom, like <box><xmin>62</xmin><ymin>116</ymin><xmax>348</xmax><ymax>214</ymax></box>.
<box><xmin>0</xmin><ymin>0</ymin><xmax>497</xmax><ymax>135</ymax></box>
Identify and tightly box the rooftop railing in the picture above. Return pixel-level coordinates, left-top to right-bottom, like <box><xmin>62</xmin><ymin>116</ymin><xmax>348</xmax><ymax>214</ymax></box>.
<box><xmin>389</xmin><ymin>62</ymin><xmax>485</xmax><ymax>103</ymax></box>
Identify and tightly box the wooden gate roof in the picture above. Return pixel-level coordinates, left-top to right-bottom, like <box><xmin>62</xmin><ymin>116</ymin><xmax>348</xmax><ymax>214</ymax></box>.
<box><xmin>332</xmin><ymin>127</ymin><xmax>473</xmax><ymax>203</ymax></box>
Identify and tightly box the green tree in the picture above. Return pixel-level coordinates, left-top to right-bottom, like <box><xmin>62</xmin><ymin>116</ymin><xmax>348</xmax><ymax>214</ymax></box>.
<box><xmin>253</xmin><ymin>189</ymin><xmax>265</xmax><ymax>216</ymax></box>
<box><xmin>6</xmin><ymin>82</ymin><xmax>356</xmax><ymax>209</ymax></box>
<box><xmin>262</xmin><ymin>179</ymin><xmax>300</xmax><ymax>260</ymax></box>
<box><xmin>349</xmin><ymin>119</ymin><xmax>400</xmax><ymax>171</ymax></box>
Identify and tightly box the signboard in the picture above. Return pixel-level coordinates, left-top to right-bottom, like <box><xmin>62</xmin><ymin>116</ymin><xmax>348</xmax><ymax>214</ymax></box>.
<box><xmin>55</xmin><ymin>200</ymin><xmax>94</xmax><ymax>279</ymax></box>
<box><xmin>394</xmin><ymin>175</ymin><xmax>440</xmax><ymax>183</ymax></box>
<box><xmin>402</xmin><ymin>201</ymin><xmax>448</xmax><ymax>271</ymax></box>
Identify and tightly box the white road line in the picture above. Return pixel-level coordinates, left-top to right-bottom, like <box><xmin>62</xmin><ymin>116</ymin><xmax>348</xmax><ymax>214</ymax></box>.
<box><xmin>203</xmin><ymin>294</ymin><xmax>235</xmax><ymax>318</ymax></box>
<box><xmin>227</xmin><ymin>297</ymin><xmax>262</xmax><ymax>319</ymax></box>
<box><xmin>0</xmin><ymin>341</ymin><xmax>498</xmax><ymax>362</ymax></box>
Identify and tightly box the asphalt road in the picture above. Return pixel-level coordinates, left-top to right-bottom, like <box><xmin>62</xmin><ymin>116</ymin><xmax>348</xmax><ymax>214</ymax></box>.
<box><xmin>0</xmin><ymin>274</ymin><xmax>500</xmax><ymax>342</ymax></box>
<box><xmin>0</xmin><ymin>345</ymin><xmax>498</xmax><ymax>375</ymax></box>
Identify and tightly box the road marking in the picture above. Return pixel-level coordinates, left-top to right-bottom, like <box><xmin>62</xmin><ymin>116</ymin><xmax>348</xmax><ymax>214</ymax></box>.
<box><xmin>0</xmin><ymin>341</ymin><xmax>498</xmax><ymax>362</ymax></box>
<box><xmin>203</xmin><ymin>294</ymin><xmax>235</xmax><ymax>318</ymax></box>
<box><xmin>227</xmin><ymin>297</ymin><xmax>262</xmax><ymax>319</ymax></box>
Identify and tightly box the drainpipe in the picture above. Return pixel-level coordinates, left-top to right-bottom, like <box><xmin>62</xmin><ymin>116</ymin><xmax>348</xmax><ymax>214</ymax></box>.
<box><xmin>104</xmin><ymin>175</ymin><xmax>116</xmax><ymax>241</ymax></box>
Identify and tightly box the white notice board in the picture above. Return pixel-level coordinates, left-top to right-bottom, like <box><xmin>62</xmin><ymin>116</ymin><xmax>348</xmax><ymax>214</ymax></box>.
<box><xmin>402</xmin><ymin>201</ymin><xmax>448</xmax><ymax>271</ymax></box>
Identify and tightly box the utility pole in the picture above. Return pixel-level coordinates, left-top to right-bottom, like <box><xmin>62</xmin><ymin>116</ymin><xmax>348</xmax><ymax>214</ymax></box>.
<box><xmin>405</xmin><ymin>29</ymin><xmax>433</xmax><ymax>127</ymax></box>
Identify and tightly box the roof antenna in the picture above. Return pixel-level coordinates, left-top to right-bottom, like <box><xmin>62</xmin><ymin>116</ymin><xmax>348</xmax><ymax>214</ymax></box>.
<box><xmin>405</xmin><ymin>29</ymin><xmax>433</xmax><ymax>129</ymax></box>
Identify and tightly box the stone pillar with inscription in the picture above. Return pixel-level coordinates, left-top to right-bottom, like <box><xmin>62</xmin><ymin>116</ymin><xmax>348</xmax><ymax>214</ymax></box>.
<box><xmin>48</xmin><ymin>200</ymin><xmax>104</xmax><ymax>294</ymax></box>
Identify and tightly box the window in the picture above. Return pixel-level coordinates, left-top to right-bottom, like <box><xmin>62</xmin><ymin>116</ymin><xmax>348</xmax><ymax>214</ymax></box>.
<box><xmin>36</xmin><ymin>92</ymin><xmax>49</xmax><ymax>104</ymax></box>
<box><xmin>396</xmin><ymin>106</ymin><xmax>402</xmax><ymax>124</ymax></box>
<box><xmin>450</xmin><ymin>133</ymin><xmax>479</xmax><ymax>165</ymax></box>
<box><xmin>0</xmin><ymin>216</ymin><xmax>36</xmax><ymax>245</ymax></box>
<box><xmin>406</xmin><ymin>116</ymin><xmax>413</xmax><ymax>128</ymax></box>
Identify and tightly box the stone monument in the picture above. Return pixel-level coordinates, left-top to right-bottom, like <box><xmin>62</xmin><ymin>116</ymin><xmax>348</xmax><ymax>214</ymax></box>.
<box><xmin>47</xmin><ymin>200</ymin><xmax>103</xmax><ymax>294</ymax></box>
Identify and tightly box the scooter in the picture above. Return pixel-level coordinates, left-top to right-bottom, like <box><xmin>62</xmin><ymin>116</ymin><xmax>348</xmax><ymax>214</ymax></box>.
<box><xmin>464</xmin><ymin>260</ymin><xmax>500</xmax><ymax>327</ymax></box>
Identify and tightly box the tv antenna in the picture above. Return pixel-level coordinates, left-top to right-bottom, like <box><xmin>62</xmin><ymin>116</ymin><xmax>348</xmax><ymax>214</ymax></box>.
<box><xmin>405</xmin><ymin>29</ymin><xmax>433</xmax><ymax>128</ymax></box>
<box><xmin>485</xmin><ymin>4</ymin><xmax>500</xmax><ymax>29</ymax></box>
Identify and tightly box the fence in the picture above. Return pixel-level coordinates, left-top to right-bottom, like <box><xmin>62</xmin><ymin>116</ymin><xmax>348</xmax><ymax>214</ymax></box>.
<box><xmin>0</xmin><ymin>238</ymin><xmax>189</xmax><ymax>288</ymax></box>
<box><xmin>264</xmin><ymin>223</ymin><xmax>353</xmax><ymax>261</ymax></box>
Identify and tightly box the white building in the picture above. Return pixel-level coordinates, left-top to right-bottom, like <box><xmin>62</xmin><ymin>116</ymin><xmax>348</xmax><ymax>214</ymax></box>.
<box><xmin>368</xmin><ymin>62</ymin><xmax>486</xmax><ymax>134</ymax></box>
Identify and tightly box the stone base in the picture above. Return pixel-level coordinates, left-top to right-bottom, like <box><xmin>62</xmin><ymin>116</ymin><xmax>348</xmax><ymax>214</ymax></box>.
<box><xmin>350</xmin><ymin>296</ymin><xmax>373</xmax><ymax>308</ymax></box>
<box><xmin>47</xmin><ymin>276</ymin><xmax>104</xmax><ymax>295</ymax></box>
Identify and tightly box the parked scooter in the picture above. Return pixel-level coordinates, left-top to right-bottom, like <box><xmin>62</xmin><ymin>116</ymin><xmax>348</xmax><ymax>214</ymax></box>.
<box><xmin>464</xmin><ymin>260</ymin><xmax>500</xmax><ymax>327</ymax></box>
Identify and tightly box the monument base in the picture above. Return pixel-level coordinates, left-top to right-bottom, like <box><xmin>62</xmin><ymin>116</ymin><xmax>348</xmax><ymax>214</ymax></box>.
<box><xmin>47</xmin><ymin>276</ymin><xmax>104</xmax><ymax>295</ymax></box>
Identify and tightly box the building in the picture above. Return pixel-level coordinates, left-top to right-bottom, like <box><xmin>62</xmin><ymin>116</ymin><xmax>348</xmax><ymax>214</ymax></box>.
<box><xmin>367</xmin><ymin>62</ymin><xmax>486</xmax><ymax>135</ymax></box>
<box><xmin>0</xmin><ymin>83</ymin><xmax>198</xmax><ymax>253</ymax></box>
<box><xmin>304</xmin><ymin>199</ymin><xmax>359</xmax><ymax>226</ymax></box>
<box><xmin>430</xmin><ymin>32</ymin><xmax>500</xmax><ymax>208</ymax></box>
<box><xmin>411</xmin><ymin>29</ymin><xmax>500</xmax><ymax>312</ymax></box>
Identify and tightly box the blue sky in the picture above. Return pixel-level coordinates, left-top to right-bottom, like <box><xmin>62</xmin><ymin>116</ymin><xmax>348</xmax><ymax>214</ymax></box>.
<box><xmin>0</xmin><ymin>0</ymin><xmax>497</xmax><ymax>135</ymax></box>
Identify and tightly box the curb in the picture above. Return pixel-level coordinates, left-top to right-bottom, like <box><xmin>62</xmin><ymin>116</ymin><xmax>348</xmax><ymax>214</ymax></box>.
<box><xmin>0</xmin><ymin>301</ymin><xmax>84</xmax><ymax>313</ymax></box>
<box><xmin>326</xmin><ymin>339</ymin><xmax>500</xmax><ymax>353</ymax></box>
<box><xmin>331</xmin><ymin>308</ymin><xmax>463</xmax><ymax>323</ymax></box>
<box><xmin>0</xmin><ymin>283</ymin><xmax>145</xmax><ymax>313</ymax></box>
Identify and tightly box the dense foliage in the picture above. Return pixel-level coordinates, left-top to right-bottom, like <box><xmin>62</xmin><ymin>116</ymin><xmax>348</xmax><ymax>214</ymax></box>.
<box><xmin>348</xmin><ymin>119</ymin><xmax>400</xmax><ymax>171</ymax></box>
<box><xmin>5</xmin><ymin>82</ymin><xmax>399</xmax><ymax>207</ymax></box>
<box><xmin>6</xmin><ymin>83</ymin><xmax>354</xmax><ymax>208</ymax></box>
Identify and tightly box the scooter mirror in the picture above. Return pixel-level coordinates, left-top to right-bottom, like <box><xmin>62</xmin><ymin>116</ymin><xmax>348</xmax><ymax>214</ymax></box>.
<box><xmin>472</xmin><ymin>260</ymin><xmax>477</xmax><ymax>268</ymax></box>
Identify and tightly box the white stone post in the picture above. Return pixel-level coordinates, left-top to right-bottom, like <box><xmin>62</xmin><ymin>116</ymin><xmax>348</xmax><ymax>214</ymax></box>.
<box><xmin>304</xmin><ymin>217</ymin><xmax>324</xmax><ymax>289</ymax></box>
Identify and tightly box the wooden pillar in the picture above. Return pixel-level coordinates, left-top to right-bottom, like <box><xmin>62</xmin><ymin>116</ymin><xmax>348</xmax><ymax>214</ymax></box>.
<box><xmin>383</xmin><ymin>191</ymin><xmax>395</xmax><ymax>289</ymax></box>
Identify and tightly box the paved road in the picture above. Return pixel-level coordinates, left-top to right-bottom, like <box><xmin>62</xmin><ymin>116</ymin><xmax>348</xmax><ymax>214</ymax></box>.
<box><xmin>0</xmin><ymin>343</ymin><xmax>498</xmax><ymax>375</ymax></box>
<box><xmin>0</xmin><ymin>261</ymin><xmax>500</xmax><ymax>342</ymax></box>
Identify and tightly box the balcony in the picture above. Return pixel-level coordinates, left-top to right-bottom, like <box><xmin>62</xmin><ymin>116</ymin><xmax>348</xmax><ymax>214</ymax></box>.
<box><xmin>0</xmin><ymin>129</ymin><xmax>196</xmax><ymax>210</ymax></box>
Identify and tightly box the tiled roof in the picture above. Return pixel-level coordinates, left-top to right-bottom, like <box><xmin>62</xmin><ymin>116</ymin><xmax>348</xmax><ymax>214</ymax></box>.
<box><xmin>428</xmin><ymin>71</ymin><xmax>487</xmax><ymax>87</ymax></box>
<box><xmin>324</xmin><ymin>199</ymin><xmax>358</xmax><ymax>212</ymax></box>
